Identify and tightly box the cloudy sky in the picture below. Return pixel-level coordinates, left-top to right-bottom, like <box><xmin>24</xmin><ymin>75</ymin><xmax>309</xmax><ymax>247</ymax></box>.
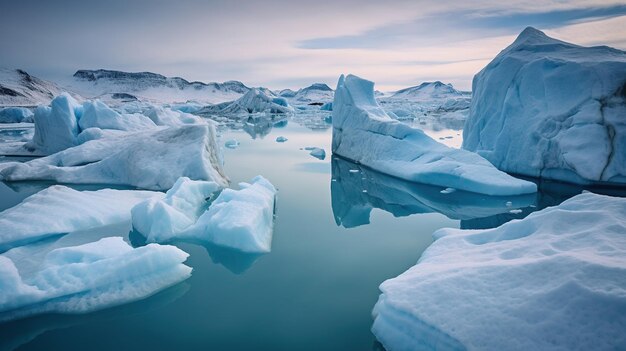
<box><xmin>1</xmin><ymin>0</ymin><xmax>625</xmax><ymax>91</ymax></box>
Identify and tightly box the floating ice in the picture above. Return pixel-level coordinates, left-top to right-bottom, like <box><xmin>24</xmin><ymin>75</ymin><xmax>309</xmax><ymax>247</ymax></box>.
<box><xmin>133</xmin><ymin>176</ymin><xmax>277</xmax><ymax>253</ymax></box>
<box><xmin>0</xmin><ymin>237</ymin><xmax>191</xmax><ymax>322</ymax></box>
<box><xmin>0</xmin><ymin>107</ymin><xmax>33</xmax><ymax>123</ymax></box>
<box><xmin>79</xmin><ymin>100</ymin><xmax>156</xmax><ymax>131</ymax></box>
<box><xmin>320</xmin><ymin>102</ymin><xmax>333</xmax><ymax>111</ymax></box>
<box><xmin>332</xmin><ymin>74</ymin><xmax>536</xmax><ymax>196</ymax></box>
<box><xmin>372</xmin><ymin>192</ymin><xmax>626</xmax><ymax>351</ymax></box>
<box><xmin>463</xmin><ymin>27</ymin><xmax>626</xmax><ymax>186</ymax></box>
<box><xmin>224</xmin><ymin>139</ymin><xmax>240</xmax><ymax>149</ymax></box>
<box><xmin>276</xmin><ymin>136</ymin><xmax>288</xmax><ymax>142</ymax></box>
<box><xmin>308</xmin><ymin>147</ymin><xmax>326</xmax><ymax>160</ymax></box>
<box><xmin>0</xmin><ymin>185</ymin><xmax>163</xmax><ymax>252</ymax></box>
<box><xmin>0</xmin><ymin>125</ymin><xmax>229</xmax><ymax>190</ymax></box>
<box><xmin>440</xmin><ymin>187</ymin><xmax>456</xmax><ymax>194</ymax></box>
<box><xmin>131</xmin><ymin>177</ymin><xmax>221</xmax><ymax>243</ymax></box>
<box><xmin>198</xmin><ymin>88</ymin><xmax>294</xmax><ymax>115</ymax></box>
<box><xmin>26</xmin><ymin>93</ymin><xmax>82</xmax><ymax>154</ymax></box>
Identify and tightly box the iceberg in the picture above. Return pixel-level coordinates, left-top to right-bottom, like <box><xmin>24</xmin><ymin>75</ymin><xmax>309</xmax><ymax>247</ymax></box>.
<box><xmin>305</xmin><ymin>147</ymin><xmax>326</xmax><ymax>160</ymax></box>
<box><xmin>0</xmin><ymin>237</ymin><xmax>191</xmax><ymax>322</ymax></box>
<box><xmin>0</xmin><ymin>125</ymin><xmax>229</xmax><ymax>190</ymax></box>
<box><xmin>132</xmin><ymin>176</ymin><xmax>277</xmax><ymax>253</ymax></box>
<box><xmin>26</xmin><ymin>93</ymin><xmax>82</xmax><ymax>155</ymax></box>
<box><xmin>131</xmin><ymin>177</ymin><xmax>221</xmax><ymax>243</ymax></box>
<box><xmin>0</xmin><ymin>185</ymin><xmax>163</xmax><ymax>252</ymax></box>
<box><xmin>79</xmin><ymin>100</ymin><xmax>156</xmax><ymax>131</ymax></box>
<box><xmin>196</xmin><ymin>88</ymin><xmax>294</xmax><ymax>116</ymax></box>
<box><xmin>332</xmin><ymin>74</ymin><xmax>537</xmax><ymax>196</ymax></box>
<box><xmin>144</xmin><ymin>105</ymin><xmax>205</xmax><ymax>126</ymax></box>
<box><xmin>372</xmin><ymin>192</ymin><xmax>626</xmax><ymax>351</ymax></box>
<box><xmin>0</xmin><ymin>107</ymin><xmax>33</xmax><ymax>123</ymax></box>
<box><xmin>275</xmin><ymin>136</ymin><xmax>288</xmax><ymax>142</ymax></box>
<box><xmin>463</xmin><ymin>27</ymin><xmax>626</xmax><ymax>185</ymax></box>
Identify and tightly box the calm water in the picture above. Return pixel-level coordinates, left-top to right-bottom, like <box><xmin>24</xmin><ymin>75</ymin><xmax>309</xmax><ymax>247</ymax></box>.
<box><xmin>0</xmin><ymin>113</ymin><xmax>621</xmax><ymax>351</ymax></box>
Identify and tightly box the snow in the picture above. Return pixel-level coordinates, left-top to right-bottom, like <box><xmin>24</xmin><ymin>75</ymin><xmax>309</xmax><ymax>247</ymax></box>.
<box><xmin>0</xmin><ymin>69</ymin><xmax>66</xmax><ymax>107</ymax></box>
<box><xmin>0</xmin><ymin>237</ymin><xmax>191</xmax><ymax>321</ymax></box>
<box><xmin>332</xmin><ymin>74</ymin><xmax>537</xmax><ymax>196</ymax></box>
<box><xmin>0</xmin><ymin>124</ymin><xmax>229</xmax><ymax>190</ymax></box>
<box><xmin>463</xmin><ymin>27</ymin><xmax>626</xmax><ymax>186</ymax></box>
<box><xmin>132</xmin><ymin>176</ymin><xmax>277</xmax><ymax>253</ymax></box>
<box><xmin>0</xmin><ymin>107</ymin><xmax>33</xmax><ymax>123</ymax></box>
<box><xmin>79</xmin><ymin>100</ymin><xmax>156</xmax><ymax>131</ymax></box>
<box><xmin>0</xmin><ymin>185</ymin><xmax>162</xmax><ymax>252</ymax></box>
<box><xmin>131</xmin><ymin>177</ymin><xmax>221</xmax><ymax>243</ymax></box>
<box><xmin>26</xmin><ymin>93</ymin><xmax>82</xmax><ymax>155</ymax></box>
<box><xmin>197</xmin><ymin>88</ymin><xmax>294</xmax><ymax>116</ymax></box>
<box><xmin>372</xmin><ymin>192</ymin><xmax>626</xmax><ymax>351</ymax></box>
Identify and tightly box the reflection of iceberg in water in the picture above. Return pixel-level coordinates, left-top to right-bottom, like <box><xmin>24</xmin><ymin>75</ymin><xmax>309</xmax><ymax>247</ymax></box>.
<box><xmin>242</xmin><ymin>115</ymin><xmax>288</xmax><ymax>139</ymax></box>
<box><xmin>0</xmin><ymin>282</ymin><xmax>189</xmax><ymax>351</ymax></box>
<box><xmin>331</xmin><ymin>157</ymin><xmax>536</xmax><ymax>228</ymax></box>
<box><xmin>462</xmin><ymin>177</ymin><xmax>626</xmax><ymax>229</ymax></box>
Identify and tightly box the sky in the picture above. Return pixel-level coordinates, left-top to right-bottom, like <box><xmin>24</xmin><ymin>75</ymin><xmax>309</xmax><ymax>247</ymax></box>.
<box><xmin>0</xmin><ymin>0</ymin><xmax>625</xmax><ymax>91</ymax></box>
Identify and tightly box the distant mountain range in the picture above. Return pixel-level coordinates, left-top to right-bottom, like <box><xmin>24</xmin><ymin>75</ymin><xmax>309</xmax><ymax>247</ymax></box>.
<box><xmin>388</xmin><ymin>81</ymin><xmax>470</xmax><ymax>101</ymax></box>
<box><xmin>0</xmin><ymin>69</ymin><xmax>65</xmax><ymax>106</ymax></box>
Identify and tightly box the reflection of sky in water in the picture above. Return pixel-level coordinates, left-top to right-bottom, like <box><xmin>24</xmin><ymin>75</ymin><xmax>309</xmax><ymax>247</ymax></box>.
<box><xmin>0</xmin><ymin>111</ymin><xmax>622</xmax><ymax>350</ymax></box>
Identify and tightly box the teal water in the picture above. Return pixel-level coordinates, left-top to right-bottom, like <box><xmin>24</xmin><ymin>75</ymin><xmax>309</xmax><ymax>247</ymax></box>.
<box><xmin>0</xmin><ymin>114</ymin><xmax>620</xmax><ymax>350</ymax></box>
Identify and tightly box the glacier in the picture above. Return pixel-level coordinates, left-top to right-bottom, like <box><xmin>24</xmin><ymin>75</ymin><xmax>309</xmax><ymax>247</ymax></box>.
<box><xmin>463</xmin><ymin>27</ymin><xmax>626</xmax><ymax>185</ymax></box>
<box><xmin>0</xmin><ymin>124</ymin><xmax>229</xmax><ymax>190</ymax></box>
<box><xmin>331</xmin><ymin>74</ymin><xmax>537</xmax><ymax>196</ymax></box>
<box><xmin>132</xmin><ymin>176</ymin><xmax>276</xmax><ymax>253</ymax></box>
<box><xmin>0</xmin><ymin>185</ymin><xmax>163</xmax><ymax>252</ymax></box>
<box><xmin>372</xmin><ymin>192</ymin><xmax>626</xmax><ymax>351</ymax></box>
<box><xmin>0</xmin><ymin>237</ymin><xmax>191</xmax><ymax>322</ymax></box>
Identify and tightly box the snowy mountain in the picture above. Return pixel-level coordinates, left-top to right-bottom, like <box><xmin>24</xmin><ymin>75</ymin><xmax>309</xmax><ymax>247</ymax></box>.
<box><xmin>282</xmin><ymin>83</ymin><xmax>334</xmax><ymax>105</ymax></box>
<box><xmin>0</xmin><ymin>69</ymin><xmax>66</xmax><ymax>107</ymax></box>
<box><xmin>388</xmin><ymin>81</ymin><xmax>469</xmax><ymax>102</ymax></box>
<box><xmin>66</xmin><ymin>69</ymin><xmax>252</xmax><ymax>104</ymax></box>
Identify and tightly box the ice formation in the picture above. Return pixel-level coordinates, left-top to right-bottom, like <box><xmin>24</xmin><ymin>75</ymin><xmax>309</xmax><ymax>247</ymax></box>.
<box><xmin>275</xmin><ymin>136</ymin><xmax>288</xmax><ymax>142</ymax></box>
<box><xmin>132</xmin><ymin>176</ymin><xmax>277</xmax><ymax>253</ymax></box>
<box><xmin>463</xmin><ymin>27</ymin><xmax>626</xmax><ymax>185</ymax></box>
<box><xmin>224</xmin><ymin>139</ymin><xmax>240</xmax><ymax>149</ymax></box>
<box><xmin>26</xmin><ymin>93</ymin><xmax>82</xmax><ymax>154</ymax></box>
<box><xmin>332</xmin><ymin>74</ymin><xmax>537</xmax><ymax>196</ymax></box>
<box><xmin>0</xmin><ymin>107</ymin><xmax>33</xmax><ymax>123</ymax></box>
<box><xmin>79</xmin><ymin>100</ymin><xmax>156</xmax><ymax>131</ymax></box>
<box><xmin>0</xmin><ymin>125</ymin><xmax>228</xmax><ymax>190</ymax></box>
<box><xmin>0</xmin><ymin>185</ymin><xmax>163</xmax><ymax>252</ymax></box>
<box><xmin>0</xmin><ymin>237</ymin><xmax>191</xmax><ymax>321</ymax></box>
<box><xmin>372</xmin><ymin>192</ymin><xmax>626</xmax><ymax>350</ymax></box>
<box><xmin>306</xmin><ymin>147</ymin><xmax>326</xmax><ymax>160</ymax></box>
<box><xmin>143</xmin><ymin>105</ymin><xmax>204</xmax><ymax>126</ymax></box>
<box><xmin>197</xmin><ymin>88</ymin><xmax>294</xmax><ymax>115</ymax></box>
<box><xmin>131</xmin><ymin>177</ymin><xmax>221</xmax><ymax>243</ymax></box>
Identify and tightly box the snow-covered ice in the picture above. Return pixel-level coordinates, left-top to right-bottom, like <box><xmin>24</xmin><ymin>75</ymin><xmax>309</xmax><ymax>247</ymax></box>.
<box><xmin>131</xmin><ymin>177</ymin><xmax>221</xmax><ymax>243</ymax></box>
<box><xmin>198</xmin><ymin>88</ymin><xmax>294</xmax><ymax>116</ymax></box>
<box><xmin>0</xmin><ymin>237</ymin><xmax>191</xmax><ymax>322</ymax></box>
<box><xmin>0</xmin><ymin>125</ymin><xmax>229</xmax><ymax>190</ymax></box>
<box><xmin>332</xmin><ymin>74</ymin><xmax>537</xmax><ymax>196</ymax></box>
<box><xmin>372</xmin><ymin>192</ymin><xmax>626</xmax><ymax>351</ymax></box>
<box><xmin>463</xmin><ymin>27</ymin><xmax>626</xmax><ymax>185</ymax></box>
<box><xmin>132</xmin><ymin>176</ymin><xmax>277</xmax><ymax>253</ymax></box>
<box><xmin>79</xmin><ymin>100</ymin><xmax>156</xmax><ymax>131</ymax></box>
<box><xmin>26</xmin><ymin>93</ymin><xmax>82</xmax><ymax>154</ymax></box>
<box><xmin>0</xmin><ymin>185</ymin><xmax>163</xmax><ymax>252</ymax></box>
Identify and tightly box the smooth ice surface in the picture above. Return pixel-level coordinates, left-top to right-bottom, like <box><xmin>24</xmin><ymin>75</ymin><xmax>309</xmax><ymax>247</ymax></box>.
<box><xmin>332</xmin><ymin>74</ymin><xmax>536</xmax><ymax>196</ymax></box>
<box><xmin>0</xmin><ymin>125</ymin><xmax>229</xmax><ymax>190</ymax></box>
<box><xmin>372</xmin><ymin>192</ymin><xmax>626</xmax><ymax>351</ymax></box>
<box><xmin>0</xmin><ymin>185</ymin><xmax>163</xmax><ymax>251</ymax></box>
<box><xmin>463</xmin><ymin>27</ymin><xmax>626</xmax><ymax>185</ymax></box>
<box><xmin>0</xmin><ymin>107</ymin><xmax>33</xmax><ymax>123</ymax></box>
<box><xmin>131</xmin><ymin>177</ymin><xmax>222</xmax><ymax>243</ymax></box>
<box><xmin>0</xmin><ymin>237</ymin><xmax>191</xmax><ymax>321</ymax></box>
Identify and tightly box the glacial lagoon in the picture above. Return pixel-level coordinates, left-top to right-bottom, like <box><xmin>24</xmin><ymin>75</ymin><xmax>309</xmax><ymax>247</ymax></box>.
<box><xmin>1</xmin><ymin>111</ymin><xmax>622</xmax><ymax>351</ymax></box>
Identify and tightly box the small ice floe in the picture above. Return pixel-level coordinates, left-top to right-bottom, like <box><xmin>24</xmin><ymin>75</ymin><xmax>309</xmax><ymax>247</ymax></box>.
<box><xmin>276</xmin><ymin>136</ymin><xmax>288</xmax><ymax>143</ymax></box>
<box><xmin>305</xmin><ymin>147</ymin><xmax>326</xmax><ymax>160</ymax></box>
<box><xmin>349</xmin><ymin>169</ymin><xmax>359</xmax><ymax>173</ymax></box>
<box><xmin>505</xmin><ymin>201</ymin><xmax>513</xmax><ymax>207</ymax></box>
<box><xmin>509</xmin><ymin>209</ymin><xmax>523</xmax><ymax>214</ymax></box>
<box><xmin>440</xmin><ymin>187</ymin><xmax>457</xmax><ymax>194</ymax></box>
<box><xmin>224</xmin><ymin>139</ymin><xmax>240</xmax><ymax>149</ymax></box>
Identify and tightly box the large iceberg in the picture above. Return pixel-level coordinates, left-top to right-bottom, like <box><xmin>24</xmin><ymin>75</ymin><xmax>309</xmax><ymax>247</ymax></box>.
<box><xmin>0</xmin><ymin>107</ymin><xmax>33</xmax><ymax>123</ymax></box>
<box><xmin>0</xmin><ymin>125</ymin><xmax>229</xmax><ymax>190</ymax></box>
<box><xmin>26</xmin><ymin>93</ymin><xmax>82</xmax><ymax>154</ymax></box>
<box><xmin>132</xmin><ymin>176</ymin><xmax>277</xmax><ymax>253</ymax></box>
<box><xmin>0</xmin><ymin>237</ymin><xmax>191</xmax><ymax>322</ymax></box>
<box><xmin>79</xmin><ymin>100</ymin><xmax>156</xmax><ymax>131</ymax></box>
<box><xmin>332</xmin><ymin>74</ymin><xmax>536</xmax><ymax>196</ymax></box>
<box><xmin>463</xmin><ymin>27</ymin><xmax>626</xmax><ymax>185</ymax></box>
<box><xmin>372</xmin><ymin>192</ymin><xmax>626</xmax><ymax>351</ymax></box>
<box><xmin>0</xmin><ymin>185</ymin><xmax>163</xmax><ymax>252</ymax></box>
